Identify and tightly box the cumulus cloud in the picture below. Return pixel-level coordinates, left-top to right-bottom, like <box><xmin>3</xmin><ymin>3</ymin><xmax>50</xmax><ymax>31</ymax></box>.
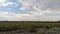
<box><xmin>18</xmin><ymin>0</ymin><xmax>60</xmax><ymax>21</ymax></box>
<box><xmin>0</xmin><ymin>0</ymin><xmax>60</xmax><ymax>21</ymax></box>
<box><xmin>0</xmin><ymin>0</ymin><xmax>5</xmax><ymax>3</ymax></box>
<box><xmin>0</xmin><ymin>0</ymin><xmax>15</xmax><ymax>7</ymax></box>
<box><xmin>0</xmin><ymin>11</ymin><xmax>43</xmax><ymax>21</ymax></box>
<box><xmin>38</xmin><ymin>0</ymin><xmax>60</xmax><ymax>12</ymax></box>
<box><xmin>0</xmin><ymin>11</ymin><xmax>60</xmax><ymax>21</ymax></box>
<box><xmin>20</xmin><ymin>0</ymin><xmax>60</xmax><ymax>13</ymax></box>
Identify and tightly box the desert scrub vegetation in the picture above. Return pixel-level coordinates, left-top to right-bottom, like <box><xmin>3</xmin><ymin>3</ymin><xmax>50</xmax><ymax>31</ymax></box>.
<box><xmin>0</xmin><ymin>21</ymin><xmax>60</xmax><ymax>33</ymax></box>
<box><xmin>0</xmin><ymin>22</ymin><xmax>59</xmax><ymax>30</ymax></box>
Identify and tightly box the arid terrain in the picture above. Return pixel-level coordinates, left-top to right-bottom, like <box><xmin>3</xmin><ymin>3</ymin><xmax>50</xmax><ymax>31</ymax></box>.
<box><xmin>0</xmin><ymin>21</ymin><xmax>60</xmax><ymax>34</ymax></box>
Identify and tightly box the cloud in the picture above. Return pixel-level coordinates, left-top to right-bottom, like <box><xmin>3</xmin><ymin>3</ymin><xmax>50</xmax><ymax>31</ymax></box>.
<box><xmin>0</xmin><ymin>0</ymin><xmax>15</xmax><ymax>7</ymax></box>
<box><xmin>19</xmin><ymin>0</ymin><xmax>36</xmax><ymax>5</ymax></box>
<box><xmin>0</xmin><ymin>11</ymin><xmax>60</xmax><ymax>21</ymax></box>
<box><xmin>38</xmin><ymin>0</ymin><xmax>60</xmax><ymax>11</ymax></box>
<box><xmin>20</xmin><ymin>0</ymin><xmax>60</xmax><ymax>13</ymax></box>
<box><xmin>0</xmin><ymin>0</ymin><xmax>60</xmax><ymax>21</ymax></box>
<box><xmin>0</xmin><ymin>11</ymin><xmax>43</xmax><ymax>21</ymax></box>
<box><xmin>18</xmin><ymin>0</ymin><xmax>60</xmax><ymax>21</ymax></box>
<box><xmin>0</xmin><ymin>0</ymin><xmax>5</xmax><ymax>3</ymax></box>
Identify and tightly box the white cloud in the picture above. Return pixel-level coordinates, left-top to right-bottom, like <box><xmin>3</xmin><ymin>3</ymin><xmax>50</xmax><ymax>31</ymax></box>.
<box><xmin>0</xmin><ymin>0</ymin><xmax>15</xmax><ymax>7</ymax></box>
<box><xmin>19</xmin><ymin>0</ymin><xmax>36</xmax><ymax>5</ymax></box>
<box><xmin>0</xmin><ymin>11</ymin><xmax>60</xmax><ymax>21</ymax></box>
<box><xmin>0</xmin><ymin>11</ymin><xmax>43</xmax><ymax>21</ymax></box>
<box><xmin>0</xmin><ymin>0</ymin><xmax>7</xmax><ymax>7</ymax></box>
<box><xmin>0</xmin><ymin>0</ymin><xmax>5</xmax><ymax>3</ymax></box>
<box><xmin>20</xmin><ymin>0</ymin><xmax>60</xmax><ymax>13</ymax></box>
<box><xmin>18</xmin><ymin>0</ymin><xmax>60</xmax><ymax>21</ymax></box>
<box><xmin>0</xmin><ymin>0</ymin><xmax>60</xmax><ymax>21</ymax></box>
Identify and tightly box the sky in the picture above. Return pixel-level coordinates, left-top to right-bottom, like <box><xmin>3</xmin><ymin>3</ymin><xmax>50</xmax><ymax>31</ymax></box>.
<box><xmin>0</xmin><ymin>0</ymin><xmax>60</xmax><ymax>21</ymax></box>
